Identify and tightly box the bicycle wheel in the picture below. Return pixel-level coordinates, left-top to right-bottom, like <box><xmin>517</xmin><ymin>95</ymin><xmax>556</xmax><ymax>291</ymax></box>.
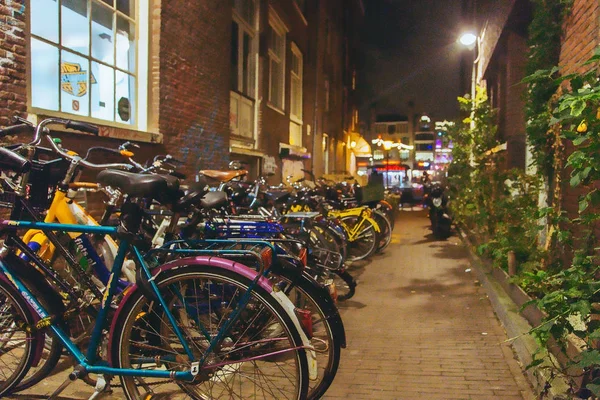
<box><xmin>0</xmin><ymin>277</ymin><xmax>36</xmax><ymax>397</ymax></box>
<box><xmin>341</xmin><ymin>215</ymin><xmax>377</xmax><ymax>262</ymax></box>
<box><xmin>373</xmin><ymin>210</ymin><xmax>392</xmax><ymax>253</ymax></box>
<box><xmin>278</xmin><ymin>273</ymin><xmax>343</xmax><ymax>400</ymax></box>
<box><xmin>112</xmin><ymin>265</ymin><xmax>309</xmax><ymax>400</ymax></box>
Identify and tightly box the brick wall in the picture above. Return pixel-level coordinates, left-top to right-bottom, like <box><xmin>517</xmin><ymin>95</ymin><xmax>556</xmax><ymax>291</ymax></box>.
<box><xmin>0</xmin><ymin>0</ymin><xmax>27</xmax><ymax>127</ymax></box>
<box><xmin>158</xmin><ymin>0</ymin><xmax>232</xmax><ymax>175</ymax></box>
<box><xmin>558</xmin><ymin>0</ymin><xmax>600</xmax><ymax>219</ymax></box>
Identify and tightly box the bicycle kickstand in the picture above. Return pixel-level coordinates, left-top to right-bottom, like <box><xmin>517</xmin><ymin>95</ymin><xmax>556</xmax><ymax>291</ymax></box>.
<box><xmin>88</xmin><ymin>374</ymin><xmax>112</xmax><ymax>400</ymax></box>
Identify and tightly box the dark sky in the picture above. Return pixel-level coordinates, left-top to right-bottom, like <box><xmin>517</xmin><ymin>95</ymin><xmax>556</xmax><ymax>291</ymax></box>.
<box><xmin>360</xmin><ymin>0</ymin><xmax>469</xmax><ymax>122</ymax></box>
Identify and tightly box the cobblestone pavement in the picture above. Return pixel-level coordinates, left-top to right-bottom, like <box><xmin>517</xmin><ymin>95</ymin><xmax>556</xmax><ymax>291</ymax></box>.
<box><xmin>324</xmin><ymin>209</ymin><xmax>535</xmax><ymax>400</ymax></box>
<box><xmin>9</xmin><ymin>209</ymin><xmax>535</xmax><ymax>399</ymax></box>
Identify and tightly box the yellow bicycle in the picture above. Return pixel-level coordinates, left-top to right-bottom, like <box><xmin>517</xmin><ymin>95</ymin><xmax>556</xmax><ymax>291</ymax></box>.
<box><xmin>289</xmin><ymin>203</ymin><xmax>381</xmax><ymax>262</ymax></box>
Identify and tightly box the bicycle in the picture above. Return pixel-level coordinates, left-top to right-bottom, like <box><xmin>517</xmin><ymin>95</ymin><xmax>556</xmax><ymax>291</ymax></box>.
<box><xmin>0</xmin><ymin>118</ymin><xmax>314</xmax><ymax>399</ymax></box>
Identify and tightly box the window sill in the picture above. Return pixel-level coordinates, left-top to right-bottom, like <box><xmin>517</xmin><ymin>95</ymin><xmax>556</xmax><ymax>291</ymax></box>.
<box><xmin>266</xmin><ymin>103</ymin><xmax>286</xmax><ymax>116</ymax></box>
<box><xmin>29</xmin><ymin>108</ymin><xmax>163</xmax><ymax>143</ymax></box>
<box><xmin>290</xmin><ymin>115</ymin><xmax>303</xmax><ymax>125</ymax></box>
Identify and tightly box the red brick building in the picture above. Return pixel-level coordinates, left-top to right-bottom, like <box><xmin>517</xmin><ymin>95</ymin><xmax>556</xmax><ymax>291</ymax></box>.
<box><xmin>0</xmin><ymin>0</ymin><xmax>364</xmax><ymax>182</ymax></box>
<box><xmin>469</xmin><ymin>0</ymin><xmax>600</xmax><ymax>216</ymax></box>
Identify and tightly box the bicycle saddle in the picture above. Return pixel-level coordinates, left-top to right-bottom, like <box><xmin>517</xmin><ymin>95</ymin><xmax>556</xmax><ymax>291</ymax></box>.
<box><xmin>97</xmin><ymin>169</ymin><xmax>180</xmax><ymax>201</ymax></box>
<box><xmin>198</xmin><ymin>169</ymin><xmax>248</xmax><ymax>182</ymax></box>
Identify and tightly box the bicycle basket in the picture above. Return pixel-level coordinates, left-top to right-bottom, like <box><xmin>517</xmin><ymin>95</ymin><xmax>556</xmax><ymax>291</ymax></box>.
<box><xmin>309</xmin><ymin>247</ymin><xmax>343</xmax><ymax>270</ymax></box>
<box><xmin>355</xmin><ymin>183</ymin><xmax>385</xmax><ymax>205</ymax></box>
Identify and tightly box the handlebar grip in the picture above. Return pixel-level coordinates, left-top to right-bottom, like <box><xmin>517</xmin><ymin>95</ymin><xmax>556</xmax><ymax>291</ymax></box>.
<box><xmin>0</xmin><ymin>124</ymin><xmax>34</xmax><ymax>138</ymax></box>
<box><xmin>66</xmin><ymin>120</ymin><xmax>99</xmax><ymax>135</ymax></box>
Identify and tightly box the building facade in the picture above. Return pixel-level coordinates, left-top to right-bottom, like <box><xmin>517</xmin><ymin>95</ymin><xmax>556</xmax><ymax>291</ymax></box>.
<box><xmin>0</xmin><ymin>0</ymin><xmax>364</xmax><ymax>183</ymax></box>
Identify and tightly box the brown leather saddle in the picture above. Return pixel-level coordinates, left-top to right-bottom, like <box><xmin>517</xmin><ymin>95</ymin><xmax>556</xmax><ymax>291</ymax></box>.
<box><xmin>198</xmin><ymin>169</ymin><xmax>248</xmax><ymax>183</ymax></box>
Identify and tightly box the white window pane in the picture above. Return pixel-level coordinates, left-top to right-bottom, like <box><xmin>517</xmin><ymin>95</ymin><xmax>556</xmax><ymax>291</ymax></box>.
<box><xmin>31</xmin><ymin>0</ymin><xmax>59</xmax><ymax>43</ymax></box>
<box><xmin>91</xmin><ymin>62</ymin><xmax>115</xmax><ymax>121</ymax></box>
<box><xmin>60</xmin><ymin>50</ymin><xmax>90</xmax><ymax>116</ymax></box>
<box><xmin>115</xmin><ymin>71</ymin><xmax>135</xmax><ymax>124</ymax></box>
<box><xmin>92</xmin><ymin>2</ymin><xmax>114</xmax><ymax>65</ymax></box>
<box><xmin>61</xmin><ymin>0</ymin><xmax>90</xmax><ymax>55</ymax></box>
<box><xmin>116</xmin><ymin>16</ymin><xmax>136</xmax><ymax>72</ymax></box>
<box><xmin>31</xmin><ymin>39</ymin><xmax>59</xmax><ymax>111</ymax></box>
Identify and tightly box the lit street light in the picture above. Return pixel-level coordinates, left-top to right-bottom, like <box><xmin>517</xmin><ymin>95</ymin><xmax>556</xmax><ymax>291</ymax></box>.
<box><xmin>459</xmin><ymin>32</ymin><xmax>477</xmax><ymax>47</ymax></box>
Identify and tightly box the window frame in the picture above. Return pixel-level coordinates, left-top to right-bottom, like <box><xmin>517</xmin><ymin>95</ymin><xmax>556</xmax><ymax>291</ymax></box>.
<box><xmin>267</xmin><ymin>8</ymin><xmax>287</xmax><ymax>112</ymax></box>
<box><xmin>289</xmin><ymin>42</ymin><xmax>303</xmax><ymax>124</ymax></box>
<box><xmin>27</xmin><ymin>0</ymin><xmax>150</xmax><ymax>135</ymax></box>
<box><xmin>231</xmin><ymin>0</ymin><xmax>258</xmax><ymax>100</ymax></box>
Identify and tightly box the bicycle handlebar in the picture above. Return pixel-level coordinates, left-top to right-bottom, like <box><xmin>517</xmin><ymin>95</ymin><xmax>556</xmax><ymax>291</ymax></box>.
<box><xmin>44</xmin><ymin>133</ymin><xmax>132</xmax><ymax>171</ymax></box>
<box><xmin>0</xmin><ymin>123</ymin><xmax>34</xmax><ymax>138</ymax></box>
<box><xmin>65</xmin><ymin>120</ymin><xmax>99</xmax><ymax>135</ymax></box>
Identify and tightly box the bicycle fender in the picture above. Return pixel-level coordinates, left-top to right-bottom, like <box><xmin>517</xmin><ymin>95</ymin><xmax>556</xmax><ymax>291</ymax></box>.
<box><xmin>107</xmin><ymin>255</ymin><xmax>274</xmax><ymax>366</ymax></box>
<box><xmin>271</xmin><ymin>289</ymin><xmax>319</xmax><ymax>381</ymax></box>
<box><xmin>299</xmin><ymin>273</ymin><xmax>347</xmax><ymax>348</ymax></box>
<box><xmin>0</xmin><ymin>256</ymin><xmax>66</xmax><ymax>367</ymax></box>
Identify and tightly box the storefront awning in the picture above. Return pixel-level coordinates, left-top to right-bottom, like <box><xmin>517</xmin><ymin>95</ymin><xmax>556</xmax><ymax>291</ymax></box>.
<box><xmin>350</xmin><ymin>134</ymin><xmax>371</xmax><ymax>157</ymax></box>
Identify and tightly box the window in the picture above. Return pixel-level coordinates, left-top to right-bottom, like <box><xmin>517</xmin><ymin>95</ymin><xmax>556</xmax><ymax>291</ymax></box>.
<box><xmin>30</xmin><ymin>0</ymin><xmax>141</xmax><ymax>126</ymax></box>
<box><xmin>231</xmin><ymin>0</ymin><xmax>257</xmax><ymax>140</ymax></box>
<box><xmin>290</xmin><ymin>44</ymin><xmax>303</xmax><ymax>121</ymax></box>
<box><xmin>324</xmin><ymin>78</ymin><xmax>330</xmax><ymax>112</ymax></box>
<box><xmin>268</xmin><ymin>10</ymin><xmax>287</xmax><ymax>110</ymax></box>
<box><xmin>387</xmin><ymin>125</ymin><xmax>396</xmax><ymax>134</ymax></box>
<box><xmin>231</xmin><ymin>0</ymin><xmax>256</xmax><ymax>98</ymax></box>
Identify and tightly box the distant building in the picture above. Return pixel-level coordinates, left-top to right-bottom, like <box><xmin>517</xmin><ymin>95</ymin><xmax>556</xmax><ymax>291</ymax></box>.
<box><xmin>369</xmin><ymin>114</ymin><xmax>413</xmax><ymax>188</ymax></box>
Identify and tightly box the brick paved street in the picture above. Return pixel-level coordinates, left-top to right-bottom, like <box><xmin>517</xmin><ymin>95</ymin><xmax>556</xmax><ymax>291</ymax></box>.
<box><xmin>8</xmin><ymin>209</ymin><xmax>535</xmax><ymax>399</ymax></box>
<box><xmin>324</xmin><ymin>209</ymin><xmax>535</xmax><ymax>400</ymax></box>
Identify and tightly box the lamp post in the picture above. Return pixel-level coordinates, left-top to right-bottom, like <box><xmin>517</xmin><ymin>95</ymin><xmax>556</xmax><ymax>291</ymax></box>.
<box><xmin>383</xmin><ymin>141</ymin><xmax>392</xmax><ymax>188</ymax></box>
<box><xmin>460</xmin><ymin>31</ymin><xmax>482</xmax><ymax>166</ymax></box>
<box><xmin>459</xmin><ymin>31</ymin><xmax>481</xmax><ymax>105</ymax></box>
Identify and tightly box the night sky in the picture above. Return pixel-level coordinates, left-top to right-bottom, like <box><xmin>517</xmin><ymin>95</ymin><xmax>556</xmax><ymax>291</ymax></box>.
<box><xmin>361</xmin><ymin>0</ymin><xmax>469</xmax><ymax>122</ymax></box>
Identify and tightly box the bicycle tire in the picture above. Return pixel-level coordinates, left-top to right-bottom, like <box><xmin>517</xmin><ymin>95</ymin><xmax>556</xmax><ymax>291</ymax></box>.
<box><xmin>0</xmin><ymin>276</ymin><xmax>37</xmax><ymax>397</ymax></box>
<box><xmin>373</xmin><ymin>210</ymin><xmax>392</xmax><ymax>253</ymax></box>
<box><xmin>341</xmin><ymin>215</ymin><xmax>377</xmax><ymax>262</ymax></box>
<box><xmin>278</xmin><ymin>273</ymin><xmax>343</xmax><ymax>400</ymax></box>
<box><xmin>111</xmin><ymin>265</ymin><xmax>310</xmax><ymax>400</ymax></box>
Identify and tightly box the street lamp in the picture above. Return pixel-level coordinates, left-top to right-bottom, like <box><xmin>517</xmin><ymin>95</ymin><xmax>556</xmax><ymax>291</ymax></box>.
<box><xmin>459</xmin><ymin>32</ymin><xmax>477</xmax><ymax>47</ymax></box>
<box><xmin>460</xmin><ymin>30</ymin><xmax>482</xmax><ymax>167</ymax></box>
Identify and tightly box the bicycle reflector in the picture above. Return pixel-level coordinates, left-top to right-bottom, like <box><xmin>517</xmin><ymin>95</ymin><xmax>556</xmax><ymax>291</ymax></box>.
<box><xmin>259</xmin><ymin>246</ymin><xmax>273</xmax><ymax>269</ymax></box>
<box><xmin>295</xmin><ymin>308</ymin><xmax>313</xmax><ymax>338</ymax></box>
<box><xmin>298</xmin><ymin>247</ymin><xmax>308</xmax><ymax>267</ymax></box>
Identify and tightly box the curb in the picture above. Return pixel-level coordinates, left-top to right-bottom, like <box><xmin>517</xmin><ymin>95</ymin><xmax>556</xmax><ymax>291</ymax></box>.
<box><xmin>458</xmin><ymin>230</ymin><xmax>573</xmax><ymax>400</ymax></box>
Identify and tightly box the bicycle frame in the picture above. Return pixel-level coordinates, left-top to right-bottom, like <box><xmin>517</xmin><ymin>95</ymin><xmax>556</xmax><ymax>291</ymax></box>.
<box><xmin>328</xmin><ymin>207</ymin><xmax>380</xmax><ymax>241</ymax></box>
<box><xmin>0</xmin><ymin>219</ymin><xmax>197</xmax><ymax>380</ymax></box>
<box><xmin>21</xmin><ymin>185</ymin><xmax>130</xmax><ymax>289</ymax></box>
<box><xmin>0</xmin><ymin>217</ymin><xmax>318</xmax><ymax>381</ymax></box>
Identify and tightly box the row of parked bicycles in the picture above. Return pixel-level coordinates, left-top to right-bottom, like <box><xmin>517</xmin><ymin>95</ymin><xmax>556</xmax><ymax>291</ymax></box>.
<box><xmin>0</xmin><ymin>116</ymin><xmax>395</xmax><ymax>399</ymax></box>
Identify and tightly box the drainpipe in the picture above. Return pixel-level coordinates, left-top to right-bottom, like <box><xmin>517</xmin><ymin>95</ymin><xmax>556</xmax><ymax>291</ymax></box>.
<box><xmin>311</xmin><ymin>0</ymin><xmax>320</xmax><ymax>177</ymax></box>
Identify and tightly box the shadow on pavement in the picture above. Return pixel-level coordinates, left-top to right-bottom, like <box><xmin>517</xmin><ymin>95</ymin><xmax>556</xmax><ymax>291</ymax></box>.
<box><xmin>338</xmin><ymin>299</ymin><xmax>367</xmax><ymax>309</ymax></box>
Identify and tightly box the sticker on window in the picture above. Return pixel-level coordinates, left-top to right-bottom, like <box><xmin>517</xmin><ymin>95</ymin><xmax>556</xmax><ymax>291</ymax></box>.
<box><xmin>61</xmin><ymin>62</ymin><xmax>96</xmax><ymax>97</ymax></box>
<box><xmin>118</xmin><ymin>97</ymin><xmax>130</xmax><ymax>122</ymax></box>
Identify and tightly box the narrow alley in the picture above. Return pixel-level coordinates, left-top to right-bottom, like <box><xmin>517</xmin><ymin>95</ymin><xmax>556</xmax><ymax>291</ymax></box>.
<box><xmin>325</xmin><ymin>209</ymin><xmax>535</xmax><ymax>400</ymax></box>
